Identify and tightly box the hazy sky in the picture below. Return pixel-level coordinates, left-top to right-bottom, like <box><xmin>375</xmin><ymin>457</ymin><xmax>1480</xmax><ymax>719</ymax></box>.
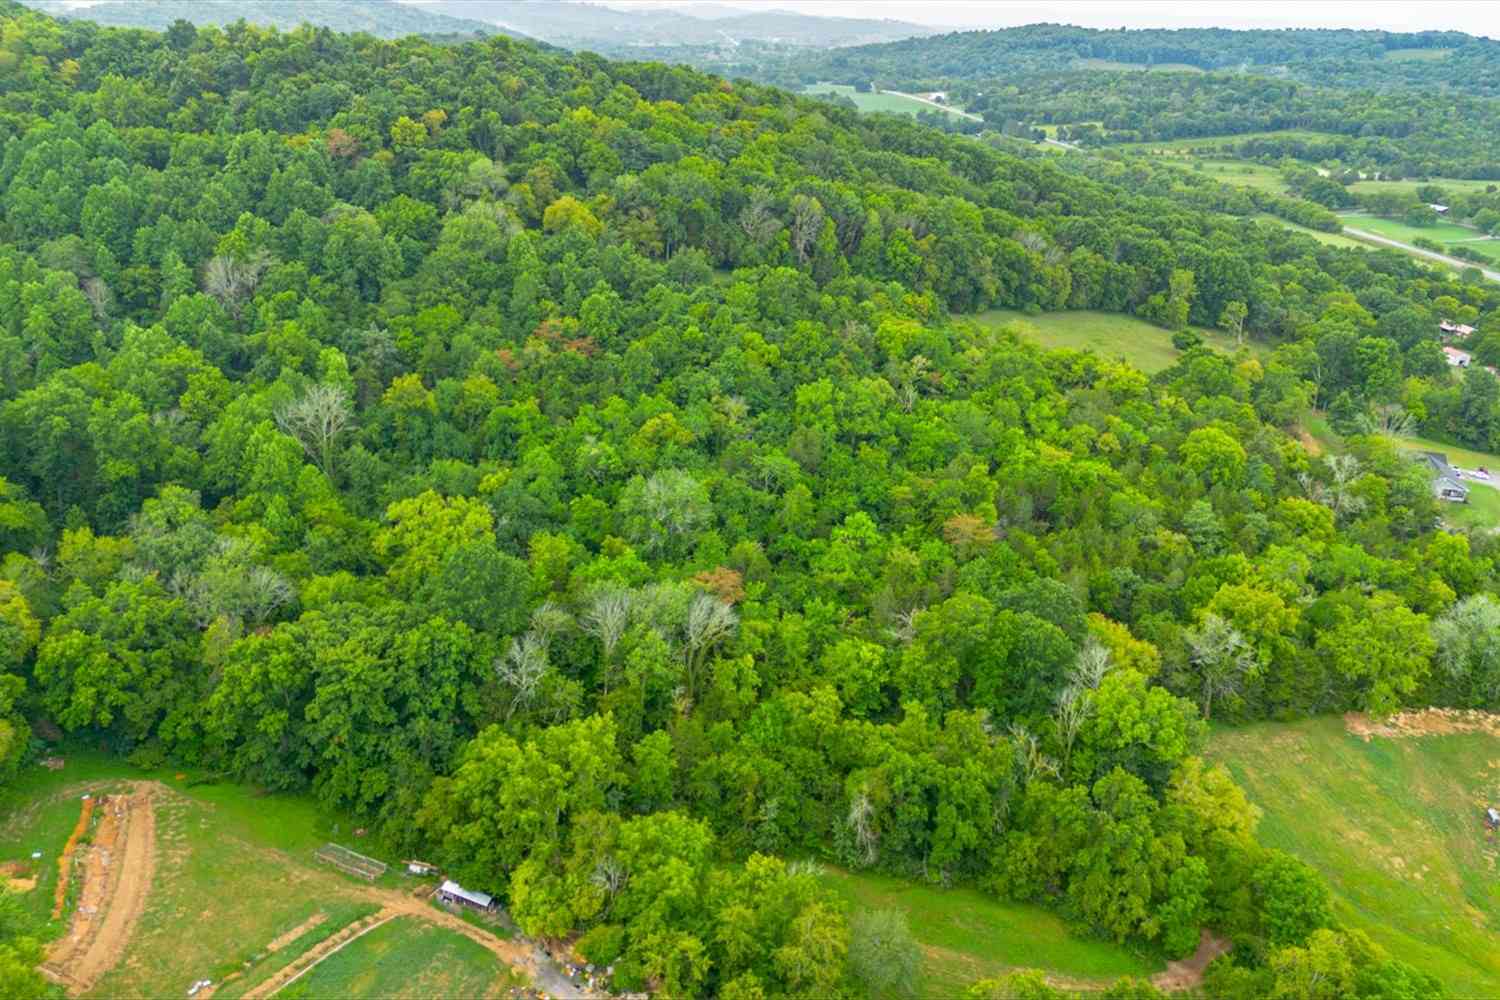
<box><xmin>600</xmin><ymin>0</ymin><xmax>1500</xmax><ymax>37</ymax></box>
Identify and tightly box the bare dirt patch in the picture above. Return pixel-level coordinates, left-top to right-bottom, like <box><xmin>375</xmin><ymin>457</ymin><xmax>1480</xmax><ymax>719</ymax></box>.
<box><xmin>1151</xmin><ymin>930</ymin><xmax>1231</xmax><ymax>992</ymax></box>
<box><xmin>41</xmin><ymin>783</ymin><xmax>158</xmax><ymax>996</ymax></box>
<box><xmin>1346</xmin><ymin>708</ymin><xmax>1500</xmax><ymax>741</ymax></box>
<box><xmin>265</xmin><ymin>911</ymin><xmax>328</xmax><ymax>953</ymax></box>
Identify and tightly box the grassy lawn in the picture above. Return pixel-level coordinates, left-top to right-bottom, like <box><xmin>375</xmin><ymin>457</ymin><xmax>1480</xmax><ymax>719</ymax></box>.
<box><xmin>281</xmin><ymin>915</ymin><xmax>517</xmax><ymax>999</ymax></box>
<box><xmin>1341</xmin><ymin>214</ymin><xmax>1487</xmax><ymax>247</ymax></box>
<box><xmin>1211</xmin><ymin>717</ymin><xmax>1500</xmax><ymax>997</ymax></box>
<box><xmin>803</xmin><ymin>83</ymin><xmax>974</xmax><ymax>122</ymax></box>
<box><xmin>974</xmin><ymin>309</ymin><xmax>1258</xmax><ymax>374</ymax></box>
<box><xmin>824</xmin><ymin>869</ymin><xmax>1156</xmax><ymax>996</ymax></box>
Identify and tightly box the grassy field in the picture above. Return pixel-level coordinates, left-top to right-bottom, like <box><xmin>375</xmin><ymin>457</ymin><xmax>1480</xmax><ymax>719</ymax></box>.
<box><xmin>1199</xmin><ymin>159</ymin><xmax>1288</xmax><ymax>193</ymax></box>
<box><xmin>1347</xmin><ymin>177</ymin><xmax>1499</xmax><ymax>199</ymax></box>
<box><xmin>1382</xmin><ymin>47</ymin><xmax>1454</xmax><ymax>62</ymax></box>
<box><xmin>824</xmin><ymin>869</ymin><xmax>1155</xmax><ymax>996</ymax></box>
<box><xmin>803</xmin><ymin>83</ymin><xmax>973</xmax><ymax>122</ymax></box>
<box><xmin>1115</xmin><ymin>130</ymin><xmax>1337</xmax><ymax>154</ymax></box>
<box><xmin>281</xmin><ymin>915</ymin><xmax>517</xmax><ymax>999</ymax></box>
<box><xmin>0</xmin><ymin>752</ymin><xmax>433</xmax><ymax>998</ymax></box>
<box><xmin>1254</xmin><ymin>214</ymin><xmax>1368</xmax><ymax>249</ymax></box>
<box><xmin>975</xmin><ymin>309</ymin><xmax>1258</xmax><ymax>374</ymax></box>
<box><xmin>1211</xmin><ymin>717</ymin><xmax>1500</xmax><ymax>997</ymax></box>
<box><xmin>1341</xmin><ymin>214</ymin><xmax>1487</xmax><ymax>246</ymax></box>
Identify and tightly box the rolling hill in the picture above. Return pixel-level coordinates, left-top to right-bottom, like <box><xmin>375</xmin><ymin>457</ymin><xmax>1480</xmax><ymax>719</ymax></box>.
<box><xmin>23</xmin><ymin>0</ymin><xmax>519</xmax><ymax>39</ymax></box>
<box><xmin>1211</xmin><ymin>715</ymin><xmax>1500</xmax><ymax>997</ymax></box>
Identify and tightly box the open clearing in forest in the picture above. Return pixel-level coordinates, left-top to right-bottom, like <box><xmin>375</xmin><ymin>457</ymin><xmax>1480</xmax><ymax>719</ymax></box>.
<box><xmin>975</xmin><ymin>308</ymin><xmax>1256</xmax><ymax>374</ymax></box>
<box><xmin>1210</xmin><ymin>716</ymin><xmax>1500</xmax><ymax>997</ymax></box>
<box><xmin>802</xmin><ymin>83</ymin><xmax>975</xmax><ymax>122</ymax></box>
<box><xmin>0</xmin><ymin>753</ymin><xmax>543</xmax><ymax>999</ymax></box>
<box><xmin>276</xmin><ymin>914</ymin><xmax>519</xmax><ymax>999</ymax></box>
<box><xmin>824</xmin><ymin>869</ymin><xmax>1156</xmax><ymax>997</ymax></box>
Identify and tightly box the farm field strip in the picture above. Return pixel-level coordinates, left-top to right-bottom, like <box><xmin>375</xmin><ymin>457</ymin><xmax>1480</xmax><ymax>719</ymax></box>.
<box><xmin>242</xmin><ymin>908</ymin><xmax>400</xmax><ymax>999</ymax></box>
<box><xmin>39</xmin><ymin>784</ymin><xmax>157</xmax><ymax>996</ymax></box>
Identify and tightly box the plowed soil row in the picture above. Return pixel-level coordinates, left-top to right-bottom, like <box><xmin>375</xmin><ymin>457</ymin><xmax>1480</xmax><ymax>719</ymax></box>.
<box><xmin>41</xmin><ymin>784</ymin><xmax>158</xmax><ymax>996</ymax></box>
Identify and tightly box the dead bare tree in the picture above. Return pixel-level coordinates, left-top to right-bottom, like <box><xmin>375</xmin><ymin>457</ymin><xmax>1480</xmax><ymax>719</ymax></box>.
<box><xmin>682</xmin><ymin>593</ymin><xmax>738</xmax><ymax>699</ymax></box>
<box><xmin>201</xmin><ymin>248</ymin><xmax>272</xmax><ymax>318</ymax></box>
<box><xmin>275</xmin><ymin>384</ymin><xmax>352</xmax><ymax>478</ymax></box>
<box><xmin>847</xmin><ymin>788</ymin><xmax>879</xmax><ymax>866</ymax></box>
<box><xmin>495</xmin><ymin>632</ymin><xmax>550</xmax><ymax>720</ymax></box>
<box><xmin>788</xmin><ymin>194</ymin><xmax>824</xmax><ymax>264</ymax></box>
<box><xmin>580</xmin><ymin>589</ymin><xmax>633</xmax><ymax>691</ymax></box>
<box><xmin>1185</xmin><ymin>613</ymin><xmax>1256</xmax><ymax>720</ymax></box>
<box><xmin>739</xmin><ymin>188</ymin><xmax>782</xmax><ymax>248</ymax></box>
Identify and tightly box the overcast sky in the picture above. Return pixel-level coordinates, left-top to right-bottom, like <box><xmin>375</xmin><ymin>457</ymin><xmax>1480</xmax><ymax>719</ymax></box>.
<box><xmin>600</xmin><ymin>0</ymin><xmax>1500</xmax><ymax>38</ymax></box>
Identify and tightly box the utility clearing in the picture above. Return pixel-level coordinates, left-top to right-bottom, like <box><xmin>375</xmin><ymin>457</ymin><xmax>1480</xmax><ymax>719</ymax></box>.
<box><xmin>1212</xmin><ymin>715</ymin><xmax>1500</xmax><ymax>997</ymax></box>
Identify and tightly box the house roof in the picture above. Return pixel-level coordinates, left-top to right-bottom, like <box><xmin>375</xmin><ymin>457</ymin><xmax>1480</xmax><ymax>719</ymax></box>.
<box><xmin>1444</xmin><ymin>346</ymin><xmax>1473</xmax><ymax>364</ymax></box>
<box><xmin>439</xmin><ymin>880</ymin><xmax>493</xmax><ymax>907</ymax></box>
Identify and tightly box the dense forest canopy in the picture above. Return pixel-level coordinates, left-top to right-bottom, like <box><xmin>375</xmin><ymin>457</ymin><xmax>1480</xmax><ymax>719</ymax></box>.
<box><xmin>766</xmin><ymin>23</ymin><xmax>1500</xmax><ymax>96</ymax></box>
<box><xmin>0</xmin><ymin>1</ymin><xmax>1495</xmax><ymax>995</ymax></box>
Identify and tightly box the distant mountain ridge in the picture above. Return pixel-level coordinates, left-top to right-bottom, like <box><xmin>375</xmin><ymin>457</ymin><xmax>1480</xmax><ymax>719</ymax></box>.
<box><xmin>422</xmin><ymin>0</ymin><xmax>936</xmax><ymax>51</ymax></box>
<box><xmin>773</xmin><ymin>23</ymin><xmax>1500</xmax><ymax>96</ymax></box>
<box><xmin>23</xmin><ymin>0</ymin><xmax>523</xmax><ymax>39</ymax></box>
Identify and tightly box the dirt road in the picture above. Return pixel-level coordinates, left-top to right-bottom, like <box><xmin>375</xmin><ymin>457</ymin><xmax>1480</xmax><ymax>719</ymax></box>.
<box><xmin>42</xmin><ymin>784</ymin><xmax>158</xmax><ymax>996</ymax></box>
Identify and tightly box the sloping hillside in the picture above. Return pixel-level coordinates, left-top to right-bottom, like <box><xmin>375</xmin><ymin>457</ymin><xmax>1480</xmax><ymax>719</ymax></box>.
<box><xmin>23</xmin><ymin>0</ymin><xmax>518</xmax><ymax>39</ymax></box>
<box><xmin>1212</xmin><ymin>716</ymin><xmax>1500</xmax><ymax>997</ymax></box>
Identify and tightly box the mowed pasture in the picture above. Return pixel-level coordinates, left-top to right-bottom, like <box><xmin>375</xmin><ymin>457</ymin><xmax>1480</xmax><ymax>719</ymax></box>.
<box><xmin>279</xmin><ymin>915</ymin><xmax>518</xmax><ymax>999</ymax></box>
<box><xmin>802</xmin><ymin>83</ymin><xmax>974</xmax><ymax>122</ymax></box>
<box><xmin>975</xmin><ymin>309</ymin><xmax>1257</xmax><ymax>374</ymax></box>
<box><xmin>1342</xmin><ymin>214</ymin><xmax>1487</xmax><ymax>247</ymax></box>
<box><xmin>823</xmin><ymin>869</ymin><xmax>1156</xmax><ymax>997</ymax></box>
<box><xmin>1211</xmin><ymin>717</ymin><xmax>1500</xmax><ymax>997</ymax></box>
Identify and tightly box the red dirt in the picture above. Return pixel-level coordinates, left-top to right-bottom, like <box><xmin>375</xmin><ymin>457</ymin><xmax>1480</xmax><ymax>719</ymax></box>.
<box><xmin>42</xmin><ymin>784</ymin><xmax>158</xmax><ymax>996</ymax></box>
<box><xmin>1346</xmin><ymin>708</ymin><xmax>1500</xmax><ymax>741</ymax></box>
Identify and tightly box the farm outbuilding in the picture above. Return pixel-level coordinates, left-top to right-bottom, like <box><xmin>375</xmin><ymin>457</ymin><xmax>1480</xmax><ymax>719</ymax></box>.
<box><xmin>437</xmin><ymin>879</ymin><xmax>494</xmax><ymax>911</ymax></box>
<box><xmin>1486</xmin><ymin>807</ymin><xmax>1500</xmax><ymax>830</ymax></box>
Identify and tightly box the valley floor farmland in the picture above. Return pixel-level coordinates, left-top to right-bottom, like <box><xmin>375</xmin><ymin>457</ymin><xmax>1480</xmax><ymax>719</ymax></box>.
<box><xmin>1211</xmin><ymin>716</ymin><xmax>1500</xmax><ymax>997</ymax></box>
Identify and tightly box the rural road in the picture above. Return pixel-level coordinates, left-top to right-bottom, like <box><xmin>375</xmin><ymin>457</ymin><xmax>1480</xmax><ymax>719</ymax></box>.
<box><xmin>1340</xmin><ymin>225</ymin><xmax>1500</xmax><ymax>282</ymax></box>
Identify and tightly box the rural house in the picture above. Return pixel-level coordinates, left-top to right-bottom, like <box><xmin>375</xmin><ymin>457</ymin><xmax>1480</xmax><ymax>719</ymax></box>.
<box><xmin>1440</xmin><ymin>319</ymin><xmax>1477</xmax><ymax>337</ymax></box>
<box><xmin>1444</xmin><ymin>346</ymin><xmax>1473</xmax><ymax>367</ymax></box>
<box><xmin>1421</xmin><ymin>452</ymin><xmax>1470</xmax><ymax>503</ymax></box>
